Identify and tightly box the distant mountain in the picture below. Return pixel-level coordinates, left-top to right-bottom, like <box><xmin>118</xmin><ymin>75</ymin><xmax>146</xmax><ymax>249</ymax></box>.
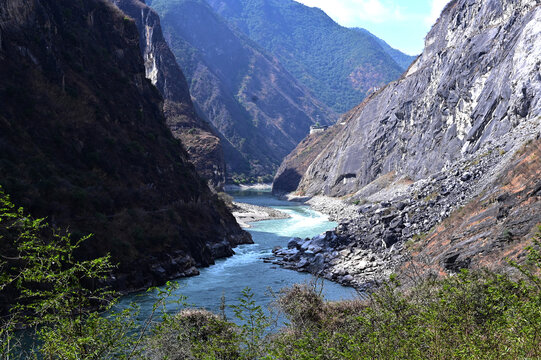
<box><xmin>353</xmin><ymin>28</ymin><xmax>417</xmax><ymax>70</ymax></box>
<box><xmin>207</xmin><ymin>0</ymin><xmax>411</xmax><ymax>113</ymax></box>
<box><xmin>150</xmin><ymin>0</ymin><xmax>337</xmax><ymax>180</ymax></box>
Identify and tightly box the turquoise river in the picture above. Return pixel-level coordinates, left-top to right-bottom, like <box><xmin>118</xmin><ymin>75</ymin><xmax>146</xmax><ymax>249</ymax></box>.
<box><xmin>119</xmin><ymin>188</ymin><xmax>358</xmax><ymax>322</ymax></box>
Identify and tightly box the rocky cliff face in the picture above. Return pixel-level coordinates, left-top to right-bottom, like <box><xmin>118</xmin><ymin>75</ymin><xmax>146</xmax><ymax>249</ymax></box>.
<box><xmin>273</xmin><ymin>123</ymin><xmax>541</xmax><ymax>288</ymax></box>
<box><xmin>298</xmin><ymin>0</ymin><xmax>541</xmax><ymax>197</ymax></box>
<box><xmin>150</xmin><ymin>0</ymin><xmax>337</xmax><ymax>180</ymax></box>
<box><xmin>272</xmin><ymin>100</ymin><xmax>369</xmax><ymax>195</ymax></box>
<box><xmin>0</xmin><ymin>0</ymin><xmax>250</xmax><ymax>291</ymax></box>
<box><xmin>110</xmin><ymin>0</ymin><xmax>226</xmax><ymax>189</ymax></box>
<box><xmin>271</xmin><ymin>0</ymin><xmax>541</xmax><ymax>287</ymax></box>
<box><xmin>272</xmin><ymin>129</ymin><xmax>338</xmax><ymax>195</ymax></box>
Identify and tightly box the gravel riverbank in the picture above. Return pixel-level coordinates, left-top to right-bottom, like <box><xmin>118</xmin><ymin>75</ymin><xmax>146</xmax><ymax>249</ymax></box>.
<box><xmin>232</xmin><ymin>202</ymin><xmax>290</xmax><ymax>228</ymax></box>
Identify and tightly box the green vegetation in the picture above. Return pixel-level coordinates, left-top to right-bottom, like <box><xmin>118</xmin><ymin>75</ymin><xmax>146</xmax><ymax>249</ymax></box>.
<box><xmin>151</xmin><ymin>0</ymin><xmax>326</xmax><ymax>179</ymax></box>
<box><xmin>2</xmin><ymin>187</ymin><xmax>540</xmax><ymax>359</ymax></box>
<box><xmin>267</xmin><ymin>257</ymin><xmax>541</xmax><ymax>359</ymax></box>
<box><xmin>207</xmin><ymin>0</ymin><xmax>412</xmax><ymax>112</ymax></box>
<box><xmin>0</xmin><ymin>188</ymin><xmax>141</xmax><ymax>358</ymax></box>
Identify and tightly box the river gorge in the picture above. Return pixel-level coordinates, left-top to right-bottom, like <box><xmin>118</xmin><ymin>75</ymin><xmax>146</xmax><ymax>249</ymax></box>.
<box><xmin>119</xmin><ymin>188</ymin><xmax>358</xmax><ymax>321</ymax></box>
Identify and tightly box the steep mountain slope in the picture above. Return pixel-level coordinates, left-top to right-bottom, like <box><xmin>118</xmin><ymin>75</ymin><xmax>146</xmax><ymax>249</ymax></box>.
<box><xmin>111</xmin><ymin>0</ymin><xmax>226</xmax><ymax>189</ymax></box>
<box><xmin>207</xmin><ymin>0</ymin><xmax>410</xmax><ymax>113</ymax></box>
<box><xmin>298</xmin><ymin>0</ymin><xmax>541</xmax><ymax>197</ymax></box>
<box><xmin>272</xmin><ymin>128</ymin><xmax>339</xmax><ymax>195</ymax></box>
<box><xmin>150</xmin><ymin>0</ymin><xmax>336</xmax><ymax>180</ymax></box>
<box><xmin>0</xmin><ymin>0</ymin><xmax>250</xmax><ymax>291</ymax></box>
<box><xmin>271</xmin><ymin>0</ymin><xmax>541</xmax><ymax>287</ymax></box>
<box><xmin>402</xmin><ymin>138</ymin><xmax>541</xmax><ymax>279</ymax></box>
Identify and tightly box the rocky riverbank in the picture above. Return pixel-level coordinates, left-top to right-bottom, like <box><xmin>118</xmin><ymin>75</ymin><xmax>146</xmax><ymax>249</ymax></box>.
<box><xmin>232</xmin><ymin>202</ymin><xmax>291</xmax><ymax>228</ymax></box>
<box><xmin>270</xmin><ymin>117</ymin><xmax>541</xmax><ymax>289</ymax></box>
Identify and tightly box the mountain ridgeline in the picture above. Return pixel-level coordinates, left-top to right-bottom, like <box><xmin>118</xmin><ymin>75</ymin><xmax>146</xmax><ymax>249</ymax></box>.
<box><xmin>298</xmin><ymin>0</ymin><xmax>540</xmax><ymax>197</ymax></box>
<box><xmin>0</xmin><ymin>0</ymin><xmax>251</xmax><ymax>292</ymax></box>
<box><xmin>207</xmin><ymin>0</ymin><xmax>416</xmax><ymax>113</ymax></box>
<box><xmin>146</xmin><ymin>0</ymin><xmax>413</xmax><ymax>180</ymax></box>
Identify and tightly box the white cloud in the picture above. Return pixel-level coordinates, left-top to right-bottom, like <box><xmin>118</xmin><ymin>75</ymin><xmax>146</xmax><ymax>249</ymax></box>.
<box><xmin>425</xmin><ymin>0</ymin><xmax>450</xmax><ymax>25</ymax></box>
<box><xmin>295</xmin><ymin>0</ymin><xmax>403</xmax><ymax>25</ymax></box>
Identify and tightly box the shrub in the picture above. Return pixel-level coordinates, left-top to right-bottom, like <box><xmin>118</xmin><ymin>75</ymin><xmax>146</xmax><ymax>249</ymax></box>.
<box><xmin>0</xmin><ymin>187</ymin><xmax>142</xmax><ymax>359</ymax></box>
<box><xmin>267</xmin><ymin>238</ymin><xmax>541</xmax><ymax>360</ymax></box>
<box><xmin>147</xmin><ymin>308</ymin><xmax>240</xmax><ymax>360</ymax></box>
<box><xmin>274</xmin><ymin>283</ymin><xmax>324</xmax><ymax>332</ymax></box>
<box><xmin>2</xmin><ymin>182</ymin><xmax>540</xmax><ymax>359</ymax></box>
<box><xmin>147</xmin><ymin>287</ymin><xmax>271</xmax><ymax>360</ymax></box>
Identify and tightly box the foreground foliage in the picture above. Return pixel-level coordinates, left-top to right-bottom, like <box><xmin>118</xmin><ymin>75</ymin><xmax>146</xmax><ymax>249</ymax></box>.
<box><xmin>0</xmin><ymin>188</ymin><xmax>144</xmax><ymax>359</ymax></box>
<box><xmin>1</xmin><ymin>187</ymin><xmax>540</xmax><ymax>359</ymax></box>
<box><xmin>267</xmin><ymin>232</ymin><xmax>541</xmax><ymax>360</ymax></box>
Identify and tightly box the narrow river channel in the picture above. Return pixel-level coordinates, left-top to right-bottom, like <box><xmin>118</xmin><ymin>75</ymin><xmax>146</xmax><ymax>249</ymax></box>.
<box><xmin>119</xmin><ymin>188</ymin><xmax>358</xmax><ymax>321</ymax></box>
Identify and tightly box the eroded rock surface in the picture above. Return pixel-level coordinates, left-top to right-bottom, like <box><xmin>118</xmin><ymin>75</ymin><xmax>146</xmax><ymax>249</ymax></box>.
<box><xmin>273</xmin><ymin>125</ymin><xmax>541</xmax><ymax>288</ymax></box>
<box><xmin>298</xmin><ymin>0</ymin><xmax>541</xmax><ymax>197</ymax></box>
<box><xmin>111</xmin><ymin>0</ymin><xmax>226</xmax><ymax>189</ymax></box>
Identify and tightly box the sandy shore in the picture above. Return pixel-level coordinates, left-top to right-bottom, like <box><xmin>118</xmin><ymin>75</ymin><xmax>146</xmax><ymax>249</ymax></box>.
<box><xmin>232</xmin><ymin>202</ymin><xmax>291</xmax><ymax>228</ymax></box>
<box><xmin>224</xmin><ymin>183</ymin><xmax>272</xmax><ymax>191</ymax></box>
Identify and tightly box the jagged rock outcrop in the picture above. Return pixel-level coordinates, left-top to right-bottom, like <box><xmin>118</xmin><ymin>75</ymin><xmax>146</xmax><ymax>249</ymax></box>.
<box><xmin>111</xmin><ymin>0</ymin><xmax>226</xmax><ymax>189</ymax></box>
<box><xmin>150</xmin><ymin>0</ymin><xmax>337</xmax><ymax>180</ymax></box>
<box><xmin>298</xmin><ymin>0</ymin><xmax>541</xmax><ymax>197</ymax></box>
<box><xmin>403</xmin><ymin>138</ymin><xmax>541</xmax><ymax>278</ymax></box>
<box><xmin>272</xmin><ymin>0</ymin><xmax>541</xmax><ymax>287</ymax></box>
<box><xmin>0</xmin><ymin>0</ymin><xmax>251</xmax><ymax>293</ymax></box>
<box><xmin>272</xmin><ymin>119</ymin><xmax>541</xmax><ymax>288</ymax></box>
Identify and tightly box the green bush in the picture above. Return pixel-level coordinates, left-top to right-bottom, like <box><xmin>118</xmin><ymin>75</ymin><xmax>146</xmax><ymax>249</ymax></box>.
<box><xmin>0</xmin><ymin>188</ymin><xmax>144</xmax><ymax>359</ymax></box>
<box><xmin>147</xmin><ymin>308</ymin><xmax>240</xmax><ymax>360</ymax></box>
<box><xmin>147</xmin><ymin>287</ymin><xmax>271</xmax><ymax>360</ymax></box>
<box><xmin>267</xmin><ymin>235</ymin><xmax>541</xmax><ymax>359</ymax></box>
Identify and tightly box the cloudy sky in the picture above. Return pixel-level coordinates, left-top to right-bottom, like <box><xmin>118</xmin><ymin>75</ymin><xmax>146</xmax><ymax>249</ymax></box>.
<box><xmin>293</xmin><ymin>0</ymin><xmax>450</xmax><ymax>55</ymax></box>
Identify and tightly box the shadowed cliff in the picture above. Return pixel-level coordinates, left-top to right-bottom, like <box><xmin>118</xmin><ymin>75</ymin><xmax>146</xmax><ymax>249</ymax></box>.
<box><xmin>0</xmin><ymin>0</ymin><xmax>251</xmax><ymax>292</ymax></box>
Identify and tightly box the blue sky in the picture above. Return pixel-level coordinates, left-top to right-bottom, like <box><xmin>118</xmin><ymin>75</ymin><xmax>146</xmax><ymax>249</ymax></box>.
<box><xmin>294</xmin><ymin>0</ymin><xmax>450</xmax><ymax>55</ymax></box>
